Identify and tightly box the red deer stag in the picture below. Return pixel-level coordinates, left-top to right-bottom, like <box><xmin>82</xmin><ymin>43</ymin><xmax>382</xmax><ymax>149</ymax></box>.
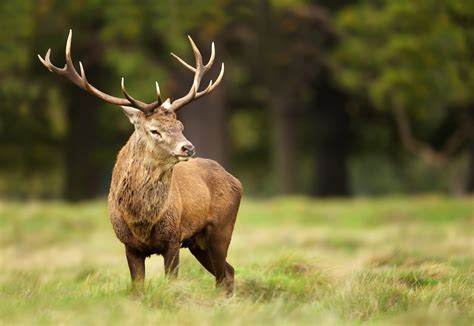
<box><xmin>38</xmin><ymin>30</ymin><xmax>242</xmax><ymax>295</ymax></box>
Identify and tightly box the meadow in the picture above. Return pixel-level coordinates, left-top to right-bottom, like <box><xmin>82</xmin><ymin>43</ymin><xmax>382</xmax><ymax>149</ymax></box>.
<box><xmin>1</xmin><ymin>196</ymin><xmax>473</xmax><ymax>325</ymax></box>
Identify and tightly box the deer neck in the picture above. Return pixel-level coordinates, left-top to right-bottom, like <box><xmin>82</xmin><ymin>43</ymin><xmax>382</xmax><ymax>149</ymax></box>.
<box><xmin>113</xmin><ymin>132</ymin><xmax>175</xmax><ymax>242</ymax></box>
<box><xmin>128</xmin><ymin>132</ymin><xmax>175</xmax><ymax>178</ymax></box>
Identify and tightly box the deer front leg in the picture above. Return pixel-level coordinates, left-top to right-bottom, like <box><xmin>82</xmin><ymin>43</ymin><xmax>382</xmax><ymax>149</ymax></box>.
<box><xmin>125</xmin><ymin>246</ymin><xmax>145</xmax><ymax>284</ymax></box>
<box><xmin>163</xmin><ymin>242</ymin><xmax>180</xmax><ymax>278</ymax></box>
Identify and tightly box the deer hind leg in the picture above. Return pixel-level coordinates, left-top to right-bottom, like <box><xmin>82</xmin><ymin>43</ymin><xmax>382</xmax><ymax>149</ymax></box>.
<box><xmin>125</xmin><ymin>246</ymin><xmax>145</xmax><ymax>285</ymax></box>
<box><xmin>189</xmin><ymin>243</ymin><xmax>235</xmax><ymax>296</ymax></box>
<box><xmin>189</xmin><ymin>245</ymin><xmax>214</xmax><ymax>275</ymax></box>
<box><xmin>207</xmin><ymin>228</ymin><xmax>235</xmax><ymax>296</ymax></box>
<box><xmin>207</xmin><ymin>195</ymin><xmax>241</xmax><ymax>296</ymax></box>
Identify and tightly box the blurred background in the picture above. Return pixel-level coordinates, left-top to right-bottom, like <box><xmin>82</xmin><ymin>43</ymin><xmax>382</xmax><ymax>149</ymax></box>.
<box><xmin>0</xmin><ymin>0</ymin><xmax>473</xmax><ymax>201</ymax></box>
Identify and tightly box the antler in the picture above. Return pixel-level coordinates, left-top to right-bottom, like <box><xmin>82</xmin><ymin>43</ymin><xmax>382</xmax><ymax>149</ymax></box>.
<box><xmin>38</xmin><ymin>30</ymin><xmax>162</xmax><ymax>115</ymax></box>
<box><xmin>169</xmin><ymin>36</ymin><xmax>225</xmax><ymax>112</ymax></box>
<box><xmin>38</xmin><ymin>30</ymin><xmax>224</xmax><ymax>114</ymax></box>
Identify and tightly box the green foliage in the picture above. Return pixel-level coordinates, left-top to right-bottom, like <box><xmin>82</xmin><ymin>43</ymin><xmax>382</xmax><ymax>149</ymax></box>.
<box><xmin>0</xmin><ymin>1</ymin><xmax>35</xmax><ymax>78</ymax></box>
<box><xmin>334</xmin><ymin>0</ymin><xmax>474</xmax><ymax>112</ymax></box>
<box><xmin>0</xmin><ymin>0</ymin><xmax>230</xmax><ymax>198</ymax></box>
<box><xmin>1</xmin><ymin>196</ymin><xmax>473</xmax><ymax>324</ymax></box>
<box><xmin>0</xmin><ymin>0</ymin><xmax>472</xmax><ymax>198</ymax></box>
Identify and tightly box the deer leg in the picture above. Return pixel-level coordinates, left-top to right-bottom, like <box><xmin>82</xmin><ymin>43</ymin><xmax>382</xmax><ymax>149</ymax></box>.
<box><xmin>189</xmin><ymin>245</ymin><xmax>215</xmax><ymax>275</ymax></box>
<box><xmin>125</xmin><ymin>246</ymin><xmax>145</xmax><ymax>284</ymax></box>
<box><xmin>208</xmin><ymin>231</ymin><xmax>234</xmax><ymax>296</ymax></box>
<box><xmin>224</xmin><ymin>262</ymin><xmax>235</xmax><ymax>287</ymax></box>
<box><xmin>163</xmin><ymin>242</ymin><xmax>180</xmax><ymax>278</ymax></box>
<box><xmin>189</xmin><ymin>245</ymin><xmax>234</xmax><ymax>283</ymax></box>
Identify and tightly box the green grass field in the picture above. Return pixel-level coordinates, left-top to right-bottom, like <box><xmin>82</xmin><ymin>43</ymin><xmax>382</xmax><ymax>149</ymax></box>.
<box><xmin>1</xmin><ymin>196</ymin><xmax>473</xmax><ymax>325</ymax></box>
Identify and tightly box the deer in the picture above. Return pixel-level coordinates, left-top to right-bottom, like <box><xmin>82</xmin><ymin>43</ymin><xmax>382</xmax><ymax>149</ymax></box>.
<box><xmin>38</xmin><ymin>30</ymin><xmax>242</xmax><ymax>295</ymax></box>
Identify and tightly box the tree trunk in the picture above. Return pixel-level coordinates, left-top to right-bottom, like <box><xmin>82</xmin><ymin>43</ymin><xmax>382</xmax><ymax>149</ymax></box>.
<box><xmin>255</xmin><ymin>0</ymin><xmax>299</xmax><ymax>194</ymax></box>
<box><xmin>465</xmin><ymin>104</ymin><xmax>474</xmax><ymax>193</ymax></box>
<box><xmin>177</xmin><ymin>85</ymin><xmax>228</xmax><ymax>167</ymax></box>
<box><xmin>467</xmin><ymin>138</ymin><xmax>474</xmax><ymax>193</ymax></box>
<box><xmin>64</xmin><ymin>86</ymin><xmax>101</xmax><ymax>201</ymax></box>
<box><xmin>312</xmin><ymin>82</ymin><xmax>350</xmax><ymax>197</ymax></box>
<box><xmin>270</xmin><ymin>94</ymin><xmax>298</xmax><ymax>194</ymax></box>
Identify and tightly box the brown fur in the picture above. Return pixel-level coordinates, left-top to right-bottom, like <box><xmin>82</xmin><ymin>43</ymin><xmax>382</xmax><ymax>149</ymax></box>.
<box><xmin>108</xmin><ymin>109</ymin><xmax>242</xmax><ymax>294</ymax></box>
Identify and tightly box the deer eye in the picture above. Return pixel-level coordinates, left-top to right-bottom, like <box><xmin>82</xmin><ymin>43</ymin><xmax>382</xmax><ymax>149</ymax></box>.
<box><xmin>150</xmin><ymin>129</ymin><xmax>161</xmax><ymax>137</ymax></box>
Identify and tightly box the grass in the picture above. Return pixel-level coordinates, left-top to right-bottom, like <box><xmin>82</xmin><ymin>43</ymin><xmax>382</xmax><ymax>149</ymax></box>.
<box><xmin>0</xmin><ymin>195</ymin><xmax>473</xmax><ymax>325</ymax></box>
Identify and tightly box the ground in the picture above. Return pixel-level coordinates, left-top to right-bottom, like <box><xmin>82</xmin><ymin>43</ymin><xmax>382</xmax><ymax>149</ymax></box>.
<box><xmin>0</xmin><ymin>195</ymin><xmax>473</xmax><ymax>325</ymax></box>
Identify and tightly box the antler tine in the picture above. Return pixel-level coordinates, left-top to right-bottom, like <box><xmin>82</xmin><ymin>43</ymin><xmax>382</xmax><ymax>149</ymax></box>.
<box><xmin>208</xmin><ymin>62</ymin><xmax>225</xmax><ymax>92</ymax></box>
<box><xmin>64</xmin><ymin>30</ymin><xmax>86</xmax><ymax>87</ymax></box>
<box><xmin>37</xmin><ymin>50</ymin><xmax>53</xmax><ymax>72</ymax></box>
<box><xmin>155</xmin><ymin>82</ymin><xmax>162</xmax><ymax>105</ymax></box>
<box><xmin>65</xmin><ymin>29</ymin><xmax>73</xmax><ymax>61</ymax></box>
<box><xmin>79</xmin><ymin>60</ymin><xmax>104</xmax><ymax>95</ymax></box>
<box><xmin>38</xmin><ymin>29</ymin><xmax>162</xmax><ymax>113</ymax></box>
<box><xmin>120</xmin><ymin>78</ymin><xmax>148</xmax><ymax>109</ymax></box>
<box><xmin>195</xmin><ymin>63</ymin><xmax>225</xmax><ymax>98</ymax></box>
<box><xmin>169</xmin><ymin>36</ymin><xmax>225</xmax><ymax>112</ymax></box>
<box><xmin>79</xmin><ymin>62</ymin><xmax>90</xmax><ymax>88</ymax></box>
<box><xmin>38</xmin><ymin>42</ymin><xmax>82</xmax><ymax>90</ymax></box>
<box><xmin>204</xmin><ymin>42</ymin><xmax>215</xmax><ymax>70</ymax></box>
<box><xmin>195</xmin><ymin>80</ymin><xmax>213</xmax><ymax>98</ymax></box>
<box><xmin>38</xmin><ymin>31</ymin><xmax>73</xmax><ymax>75</ymax></box>
<box><xmin>39</xmin><ymin>31</ymin><xmax>224</xmax><ymax>114</ymax></box>
<box><xmin>170</xmin><ymin>36</ymin><xmax>203</xmax><ymax>73</ymax></box>
<box><xmin>170</xmin><ymin>52</ymin><xmax>196</xmax><ymax>72</ymax></box>
<box><xmin>188</xmin><ymin>36</ymin><xmax>203</xmax><ymax>69</ymax></box>
<box><xmin>38</xmin><ymin>48</ymin><xmax>68</xmax><ymax>76</ymax></box>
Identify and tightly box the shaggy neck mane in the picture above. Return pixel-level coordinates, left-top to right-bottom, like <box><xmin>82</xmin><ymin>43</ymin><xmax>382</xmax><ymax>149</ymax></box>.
<box><xmin>111</xmin><ymin>132</ymin><xmax>174</xmax><ymax>242</ymax></box>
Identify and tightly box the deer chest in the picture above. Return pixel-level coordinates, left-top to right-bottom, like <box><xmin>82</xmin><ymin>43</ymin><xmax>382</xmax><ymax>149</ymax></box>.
<box><xmin>112</xmin><ymin>174</ymin><xmax>178</xmax><ymax>244</ymax></box>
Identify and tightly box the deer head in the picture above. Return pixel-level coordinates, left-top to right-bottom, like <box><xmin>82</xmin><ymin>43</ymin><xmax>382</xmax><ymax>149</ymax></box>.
<box><xmin>38</xmin><ymin>30</ymin><xmax>224</xmax><ymax>163</ymax></box>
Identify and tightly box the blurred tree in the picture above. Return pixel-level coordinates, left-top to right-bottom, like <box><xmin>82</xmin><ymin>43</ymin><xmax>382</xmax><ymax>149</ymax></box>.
<box><xmin>258</xmin><ymin>0</ymin><xmax>300</xmax><ymax>194</ymax></box>
<box><xmin>334</xmin><ymin>0</ymin><xmax>474</xmax><ymax>192</ymax></box>
<box><xmin>1</xmin><ymin>0</ymin><xmax>471</xmax><ymax>199</ymax></box>
<box><xmin>234</xmin><ymin>0</ymin><xmax>352</xmax><ymax>195</ymax></box>
<box><xmin>0</xmin><ymin>0</ymin><xmax>232</xmax><ymax>199</ymax></box>
<box><xmin>312</xmin><ymin>74</ymin><xmax>351</xmax><ymax>196</ymax></box>
<box><xmin>208</xmin><ymin>0</ymin><xmax>299</xmax><ymax>194</ymax></box>
<box><xmin>146</xmin><ymin>1</ymin><xmax>230</xmax><ymax>167</ymax></box>
<box><xmin>293</xmin><ymin>5</ymin><xmax>352</xmax><ymax>197</ymax></box>
<box><xmin>34</xmin><ymin>1</ymin><xmax>117</xmax><ymax>200</ymax></box>
<box><xmin>266</xmin><ymin>3</ymin><xmax>352</xmax><ymax>196</ymax></box>
<box><xmin>0</xmin><ymin>0</ymin><xmax>65</xmax><ymax>198</ymax></box>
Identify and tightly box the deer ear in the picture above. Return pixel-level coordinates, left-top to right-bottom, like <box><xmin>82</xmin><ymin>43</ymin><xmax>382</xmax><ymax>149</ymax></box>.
<box><xmin>121</xmin><ymin>106</ymin><xmax>143</xmax><ymax>124</ymax></box>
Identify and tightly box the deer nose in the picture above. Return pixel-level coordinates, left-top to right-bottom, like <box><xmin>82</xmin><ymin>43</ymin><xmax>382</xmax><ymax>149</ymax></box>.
<box><xmin>181</xmin><ymin>143</ymin><xmax>195</xmax><ymax>157</ymax></box>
